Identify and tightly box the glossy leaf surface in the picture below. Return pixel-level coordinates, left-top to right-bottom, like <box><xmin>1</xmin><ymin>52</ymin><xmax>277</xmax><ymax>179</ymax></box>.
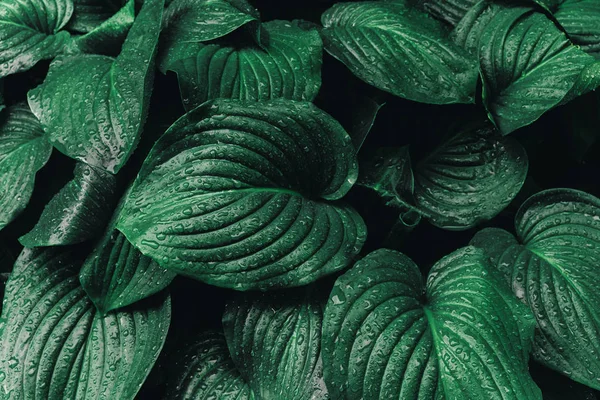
<box><xmin>0</xmin><ymin>247</ymin><xmax>171</xmax><ymax>399</ymax></box>
<box><xmin>323</xmin><ymin>247</ymin><xmax>541</xmax><ymax>399</ymax></box>
<box><xmin>471</xmin><ymin>188</ymin><xmax>600</xmax><ymax>389</ymax></box>
<box><xmin>117</xmin><ymin>99</ymin><xmax>366</xmax><ymax>290</ymax></box>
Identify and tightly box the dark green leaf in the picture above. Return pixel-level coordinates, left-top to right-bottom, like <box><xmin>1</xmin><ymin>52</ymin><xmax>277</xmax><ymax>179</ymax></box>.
<box><xmin>73</xmin><ymin>0</ymin><xmax>134</xmax><ymax>56</ymax></box>
<box><xmin>323</xmin><ymin>247</ymin><xmax>541</xmax><ymax>399</ymax></box>
<box><xmin>346</xmin><ymin>97</ymin><xmax>384</xmax><ymax>152</ymax></box>
<box><xmin>161</xmin><ymin>20</ymin><xmax>323</xmax><ymax>111</ymax></box>
<box><xmin>117</xmin><ymin>99</ymin><xmax>366</xmax><ymax>290</ymax></box>
<box><xmin>162</xmin><ymin>0</ymin><xmax>260</xmax><ymax>50</ymax></box>
<box><xmin>0</xmin><ymin>247</ymin><xmax>171</xmax><ymax>399</ymax></box>
<box><xmin>423</xmin><ymin>0</ymin><xmax>479</xmax><ymax>26</ymax></box>
<box><xmin>0</xmin><ymin>0</ymin><xmax>73</xmax><ymax>78</ymax></box>
<box><xmin>359</xmin><ymin>121</ymin><xmax>527</xmax><ymax>229</ymax></box>
<box><xmin>223</xmin><ymin>289</ymin><xmax>328</xmax><ymax>399</ymax></box>
<box><xmin>471</xmin><ymin>188</ymin><xmax>600</xmax><ymax>390</ymax></box>
<box><xmin>460</xmin><ymin>4</ymin><xmax>596</xmax><ymax>134</ymax></box>
<box><xmin>0</xmin><ymin>103</ymin><xmax>52</xmax><ymax>231</ymax></box>
<box><xmin>163</xmin><ymin>332</ymin><xmax>254</xmax><ymax>400</ymax></box>
<box><xmin>67</xmin><ymin>0</ymin><xmax>123</xmax><ymax>33</ymax></box>
<box><xmin>19</xmin><ymin>162</ymin><xmax>118</xmax><ymax>247</ymax></box>
<box><xmin>321</xmin><ymin>1</ymin><xmax>478</xmax><ymax>104</ymax></box>
<box><xmin>28</xmin><ymin>0</ymin><xmax>164</xmax><ymax>173</ymax></box>
<box><xmin>79</xmin><ymin>228</ymin><xmax>176</xmax><ymax>314</ymax></box>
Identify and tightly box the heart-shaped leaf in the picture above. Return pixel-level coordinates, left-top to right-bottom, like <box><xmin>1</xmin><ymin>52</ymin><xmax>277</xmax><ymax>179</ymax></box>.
<box><xmin>0</xmin><ymin>0</ymin><xmax>73</xmax><ymax>78</ymax></box>
<box><xmin>0</xmin><ymin>103</ymin><xmax>52</xmax><ymax>231</ymax></box>
<box><xmin>471</xmin><ymin>188</ymin><xmax>600</xmax><ymax>390</ymax></box>
<box><xmin>19</xmin><ymin>162</ymin><xmax>118</xmax><ymax>247</ymax></box>
<box><xmin>117</xmin><ymin>99</ymin><xmax>366</xmax><ymax>290</ymax></box>
<box><xmin>323</xmin><ymin>247</ymin><xmax>541</xmax><ymax>399</ymax></box>
<box><xmin>162</xmin><ymin>0</ymin><xmax>260</xmax><ymax>51</ymax></box>
<box><xmin>161</xmin><ymin>20</ymin><xmax>322</xmax><ymax>111</ymax></box>
<box><xmin>28</xmin><ymin>0</ymin><xmax>164</xmax><ymax>173</ymax></box>
<box><xmin>163</xmin><ymin>332</ymin><xmax>254</xmax><ymax>400</ymax></box>
<box><xmin>359</xmin><ymin>120</ymin><xmax>527</xmax><ymax>229</ymax></box>
<box><xmin>321</xmin><ymin>1</ymin><xmax>478</xmax><ymax>104</ymax></box>
<box><xmin>223</xmin><ymin>289</ymin><xmax>328</xmax><ymax>399</ymax></box>
<box><xmin>0</xmin><ymin>247</ymin><xmax>171</xmax><ymax>400</ymax></box>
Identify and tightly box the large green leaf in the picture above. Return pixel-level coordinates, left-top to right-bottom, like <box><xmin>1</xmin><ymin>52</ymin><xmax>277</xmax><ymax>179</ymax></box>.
<box><xmin>0</xmin><ymin>0</ymin><xmax>73</xmax><ymax>78</ymax></box>
<box><xmin>117</xmin><ymin>99</ymin><xmax>366</xmax><ymax>290</ymax></box>
<box><xmin>28</xmin><ymin>0</ymin><xmax>164</xmax><ymax>173</ymax></box>
<box><xmin>359</xmin><ymin>120</ymin><xmax>527</xmax><ymax>229</ymax></box>
<box><xmin>19</xmin><ymin>162</ymin><xmax>118</xmax><ymax>247</ymax></box>
<box><xmin>162</xmin><ymin>0</ymin><xmax>260</xmax><ymax>52</ymax></box>
<box><xmin>0</xmin><ymin>103</ymin><xmax>52</xmax><ymax>231</ymax></box>
<box><xmin>161</xmin><ymin>20</ymin><xmax>322</xmax><ymax>111</ymax></box>
<box><xmin>223</xmin><ymin>289</ymin><xmax>328</xmax><ymax>399</ymax></box>
<box><xmin>423</xmin><ymin>0</ymin><xmax>479</xmax><ymax>26</ymax></box>
<box><xmin>0</xmin><ymin>247</ymin><xmax>171</xmax><ymax>399</ymax></box>
<box><xmin>322</xmin><ymin>247</ymin><xmax>541</xmax><ymax>400</ymax></box>
<box><xmin>163</xmin><ymin>332</ymin><xmax>254</xmax><ymax>400</ymax></box>
<box><xmin>321</xmin><ymin>1</ymin><xmax>478</xmax><ymax>104</ymax></box>
<box><xmin>471</xmin><ymin>188</ymin><xmax>600</xmax><ymax>390</ymax></box>
<box><xmin>67</xmin><ymin>0</ymin><xmax>123</xmax><ymax>33</ymax></box>
<box><xmin>455</xmin><ymin>3</ymin><xmax>596</xmax><ymax>134</ymax></box>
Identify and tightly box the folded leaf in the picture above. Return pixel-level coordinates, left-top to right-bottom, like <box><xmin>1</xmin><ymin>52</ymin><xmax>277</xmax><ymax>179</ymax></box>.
<box><xmin>117</xmin><ymin>99</ymin><xmax>366</xmax><ymax>290</ymax></box>
<box><xmin>162</xmin><ymin>0</ymin><xmax>260</xmax><ymax>51</ymax></box>
<box><xmin>323</xmin><ymin>247</ymin><xmax>541</xmax><ymax>399</ymax></box>
<box><xmin>223</xmin><ymin>289</ymin><xmax>329</xmax><ymax>399</ymax></box>
<box><xmin>359</xmin><ymin>121</ymin><xmax>527</xmax><ymax>229</ymax></box>
<box><xmin>0</xmin><ymin>0</ymin><xmax>73</xmax><ymax>78</ymax></box>
<box><xmin>20</xmin><ymin>162</ymin><xmax>118</xmax><ymax>247</ymax></box>
<box><xmin>28</xmin><ymin>0</ymin><xmax>164</xmax><ymax>173</ymax></box>
<box><xmin>0</xmin><ymin>103</ymin><xmax>52</xmax><ymax>231</ymax></box>
<box><xmin>321</xmin><ymin>1</ymin><xmax>478</xmax><ymax>104</ymax></box>
<box><xmin>467</xmin><ymin>4</ymin><xmax>596</xmax><ymax>134</ymax></box>
<box><xmin>163</xmin><ymin>332</ymin><xmax>254</xmax><ymax>400</ymax></box>
<box><xmin>471</xmin><ymin>188</ymin><xmax>600</xmax><ymax>390</ymax></box>
<box><xmin>0</xmin><ymin>247</ymin><xmax>171</xmax><ymax>400</ymax></box>
<box><xmin>67</xmin><ymin>0</ymin><xmax>123</xmax><ymax>33</ymax></box>
<box><xmin>80</xmin><ymin>229</ymin><xmax>176</xmax><ymax>314</ymax></box>
<box><xmin>161</xmin><ymin>20</ymin><xmax>322</xmax><ymax>111</ymax></box>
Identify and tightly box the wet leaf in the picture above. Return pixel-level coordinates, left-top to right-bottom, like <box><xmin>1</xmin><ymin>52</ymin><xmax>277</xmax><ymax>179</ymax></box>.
<box><xmin>67</xmin><ymin>0</ymin><xmax>123</xmax><ymax>33</ymax></box>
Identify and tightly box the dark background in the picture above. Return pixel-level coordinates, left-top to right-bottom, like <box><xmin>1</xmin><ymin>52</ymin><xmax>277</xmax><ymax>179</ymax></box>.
<box><xmin>0</xmin><ymin>0</ymin><xmax>599</xmax><ymax>398</ymax></box>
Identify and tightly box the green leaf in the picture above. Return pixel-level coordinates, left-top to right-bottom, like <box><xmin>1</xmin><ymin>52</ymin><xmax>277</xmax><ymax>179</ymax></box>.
<box><xmin>67</xmin><ymin>0</ymin><xmax>123</xmax><ymax>33</ymax></box>
<box><xmin>223</xmin><ymin>289</ymin><xmax>328</xmax><ymax>399</ymax></box>
<box><xmin>161</xmin><ymin>20</ymin><xmax>323</xmax><ymax>111</ymax></box>
<box><xmin>471</xmin><ymin>188</ymin><xmax>600</xmax><ymax>390</ymax></box>
<box><xmin>0</xmin><ymin>247</ymin><xmax>171</xmax><ymax>400</ymax></box>
<box><xmin>163</xmin><ymin>332</ymin><xmax>254</xmax><ymax>400</ymax></box>
<box><xmin>322</xmin><ymin>247</ymin><xmax>541</xmax><ymax>400</ymax></box>
<box><xmin>0</xmin><ymin>103</ymin><xmax>52</xmax><ymax>231</ymax></box>
<box><xmin>73</xmin><ymin>0</ymin><xmax>134</xmax><ymax>56</ymax></box>
<box><xmin>0</xmin><ymin>0</ymin><xmax>73</xmax><ymax>78</ymax></box>
<box><xmin>19</xmin><ymin>162</ymin><xmax>118</xmax><ymax>247</ymax></box>
<box><xmin>117</xmin><ymin>99</ymin><xmax>366</xmax><ymax>290</ymax></box>
<box><xmin>79</xmin><ymin>228</ymin><xmax>176</xmax><ymax>314</ymax></box>
<box><xmin>464</xmin><ymin>4</ymin><xmax>596</xmax><ymax>134</ymax></box>
<box><xmin>359</xmin><ymin>120</ymin><xmax>528</xmax><ymax>230</ymax></box>
<box><xmin>423</xmin><ymin>0</ymin><xmax>479</xmax><ymax>26</ymax></box>
<box><xmin>321</xmin><ymin>1</ymin><xmax>478</xmax><ymax>104</ymax></box>
<box><xmin>28</xmin><ymin>0</ymin><xmax>164</xmax><ymax>174</ymax></box>
<box><xmin>162</xmin><ymin>0</ymin><xmax>260</xmax><ymax>50</ymax></box>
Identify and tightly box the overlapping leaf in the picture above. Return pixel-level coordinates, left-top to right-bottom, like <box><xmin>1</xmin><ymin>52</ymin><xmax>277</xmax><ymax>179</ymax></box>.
<box><xmin>359</xmin><ymin>120</ymin><xmax>527</xmax><ymax>229</ymax></box>
<box><xmin>28</xmin><ymin>0</ymin><xmax>164</xmax><ymax>173</ymax></box>
<box><xmin>20</xmin><ymin>162</ymin><xmax>117</xmax><ymax>247</ymax></box>
<box><xmin>0</xmin><ymin>103</ymin><xmax>52</xmax><ymax>231</ymax></box>
<box><xmin>161</xmin><ymin>20</ymin><xmax>322</xmax><ymax>110</ymax></box>
<box><xmin>67</xmin><ymin>0</ymin><xmax>123</xmax><ymax>33</ymax></box>
<box><xmin>321</xmin><ymin>1</ymin><xmax>478</xmax><ymax>104</ymax></box>
<box><xmin>163</xmin><ymin>332</ymin><xmax>254</xmax><ymax>400</ymax></box>
<box><xmin>471</xmin><ymin>188</ymin><xmax>600</xmax><ymax>389</ymax></box>
<box><xmin>117</xmin><ymin>99</ymin><xmax>366</xmax><ymax>290</ymax></box>
<box><xmin>0</xmin><ymin>0</ymin><xmax>73</xmax><ymax>78</ymax></box>
<box><xmin>0</xmin><ymin>247</ymin><xmax>171</xmax><ymax>399</ymax></box>
<box><xmin>223</xmin><ymin>290</ymin><xmax>328</xmax><ymax>399</ymax></box>
<box><xmin>323</xmin><ymin>247</ymin><xmax>540</xmax><ymax>399</ymax></box>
